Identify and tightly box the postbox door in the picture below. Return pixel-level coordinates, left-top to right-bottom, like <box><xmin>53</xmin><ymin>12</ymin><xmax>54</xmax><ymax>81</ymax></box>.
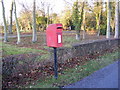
<box><xmin>57</xmin><ymin>33</ymin><xmax>62</xmax><ymax>47</ymax></box>
<box><xmin>58</xmin><ymin>34</ymin><xmax>62</xmax><ymax>44</ymax></box>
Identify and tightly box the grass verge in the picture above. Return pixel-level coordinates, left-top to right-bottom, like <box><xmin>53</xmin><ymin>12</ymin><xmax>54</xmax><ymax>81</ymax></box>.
<box><xmin>27</xmin><ymin>50</ymin><xmax>119</xmax><ymax>88</ymax></box>
<box><xmin>2</xmin><ymin>42</ymin><xmax>48</xmax><ymax>56</ymax></box>
<box><xmin>63</xmin><ymin>36</ymin><xmax>79</xmax><ymax>47</ymax></box>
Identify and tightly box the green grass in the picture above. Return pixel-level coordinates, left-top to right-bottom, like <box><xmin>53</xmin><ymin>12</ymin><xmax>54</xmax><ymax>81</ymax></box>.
<box><xmin>35</xmin><ymin>54</ymin><xmax>50</xmax><ymax>62</ymax></box>
<box><xmin>63</xmin><ymin>36</ymin><xmax>80</xmax><ymax>47</ymax></box>
<box><xmin>2</xmin><ymin>42</ymin><xmax>48</xmax><ymax>57</ymax></box>
<box><xmin>26</xmin><ymin>50</ymin><xmax>119</xmax><ymax>88</ymax></box>
<box><xmin>2</xmin><ymin>42</ymin><xmax>51</xmax><ymax>62</ymax></box>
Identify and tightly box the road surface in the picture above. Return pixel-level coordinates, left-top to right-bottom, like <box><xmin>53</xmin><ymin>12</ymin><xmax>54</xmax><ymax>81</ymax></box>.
<box><xmin>64</xmin><ymin>61</ymin><xmax>119</xmax><ymax>88</ymax></box>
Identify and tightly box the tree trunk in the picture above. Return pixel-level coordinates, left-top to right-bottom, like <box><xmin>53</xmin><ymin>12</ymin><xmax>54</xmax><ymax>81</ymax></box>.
<box><xmin>47</xmin><ymin>5</ymin><xmax>49</xmax><ymax>27</ymax></box>
<box><xmin>96</xmin><ymin>15</ymin><xmax>100</xmax><ymax>36</ymax></box>
<box><xmin>32</xmin><ymin>0</ymin><xmax>37</xmax><ymax>43</ymax></box>
<box><xmin>83</xmin><ymin>11</ymin><xmax>86</xmax><ymax>39</ymax></box>
<box><xmin>111</xmin><ymin>20</ymin><xmax>115</xmax><ymax>34</ymax></box>
<box><xmin>9</xmin><ymin>1</ymin><xmax>13</xmax><ymax>34</ymax></box>
<box><xmin>119</xmin><ymin>1</ymin><xmax>120</xmax><ymax>38</ymax></box>
<box><xmin>114</xmin><ymin>0</ymin><xmax>119</xmax><ymax>38</ymax></box>
<box><xmin>96</xmin><ymin>1</ymin><xmax>102</xmax><ymax>37</ymax></box>
<box><xmin>1</xmin><ymin>0</ymin><xmax>8</xmax><ymax>42</ymax></box>
<box><xmin>76</xmin><ymin>2</ymin><xmax>85</xmax><ymax>40</ymax></box>
<box><xmin>76</xmin><ymin>26</ymin><xmax>80</xmax><ymax>40</ymax></box>
<box><xmin>106</xmin><ymin>0</ymin><xmax>111</xmax><ymax>38</ymax></box>
<box><xmin>13</xmin><ymin>0</ymin><xmax>21</xmax><ymax>44</ymax></box>
<box><xmin>28</xmin><ymin>21</ymin><xmax>31</xmax><ymax>31</ymax></box>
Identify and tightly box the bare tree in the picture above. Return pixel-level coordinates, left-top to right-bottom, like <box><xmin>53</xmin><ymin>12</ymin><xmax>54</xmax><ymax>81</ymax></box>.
<box><xmin>40</xmin><ymin>1</ymin><xmax>46</xmax><ymax>17</ymax></box>
<box><xmin>1</xmin><ymin>0</ymin><xmax>8</xmax><ymax>42</ymax></box>
<box><xmin>47</xmin><ymin>4</ymin><xmax>50</xmax><ymax>27</ymax></box>
<box><xmin>63</xmin><ymin>0</ymin><xmax>73</xmax><ymax>6</ymax></box>
<box><xmin>38</xmin><ymin>1</ymin><xmax>46</xmax><ymax>31</ymax></box>
<box><xmin>8</xmin><ymin>0</ymin><xmax>13</xmax><ymax>34</ymax></box>
<box><xmin>114</xmin><ymin>0</ymin><xmax>119</xmax><ymax>38</ymax></box>
<box><xmin>32</xmin><ymin>0</ymin><xmax>37</xmax><ymax>42</ymax></box>
<box><xmin>13</xmin><ymin>0</ymin><xmax>21</xmax><ymax>44</ymax></box>
<box><xmin>106</xmin><ymin>0</ymin><xmax>111</xmax><ymax>38</ymax></box>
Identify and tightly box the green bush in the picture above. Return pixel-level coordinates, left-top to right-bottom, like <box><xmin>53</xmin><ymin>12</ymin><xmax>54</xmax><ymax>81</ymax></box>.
<box><xmin>100</xmin><ymin>25</ymin><xmax>113</xmax><ymax>35</ymax></box>
<box><xmin>100</xmin><ymin>24</ymin><xmax>107</xmax><ymax>35</ymax></box>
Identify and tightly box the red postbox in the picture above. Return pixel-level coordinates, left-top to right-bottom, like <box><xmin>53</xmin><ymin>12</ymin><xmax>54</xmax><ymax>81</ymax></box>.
<box><xmin>46</xmin><ymin>24</ymin><xmax>63</xmax><ymax>47</ymax></box>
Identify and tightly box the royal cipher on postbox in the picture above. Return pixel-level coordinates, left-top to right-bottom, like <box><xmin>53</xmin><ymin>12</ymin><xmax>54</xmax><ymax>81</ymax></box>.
<box><xmin>46</xmin><ymin>24</ymin><xmax>63</xmax><ymax>48</ymax></box>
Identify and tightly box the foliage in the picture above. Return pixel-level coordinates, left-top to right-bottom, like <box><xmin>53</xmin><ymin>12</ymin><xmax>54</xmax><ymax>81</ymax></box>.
<box><xmin>60</xmin><ymin>9</ymin><xmax>72</xmax><ymax>29</ymax></box>
<box><xmin>100</xmin><ymin>11</ymin><xmax>107</xmax><ymax>35</ymax></box>
<box><xmin>50</xmin><ymin>13</ymin><xmax>60</xmax><ymax>24</ymax></box>
<box><xmin>19</xmin><ymin>11</ymin><xmax>32</xmax><ymax>32</ymax></box>
<box><xmin>72</xmin><ymin>1</ymin><xmax>85</xmax><ymax>40</ymax></box>
<box><xmin>36</xmin><ymin>16</ymin><xmax>47</xmax><ymax>25</ymax></box>
<box><xmin>100</xmin><ymin>24</ymin><xmax>107</xmax><ymax>35</ymax></box>
<box><xmin>85</xmin><ymin>13</ymin><xmax>96</xmax><ymax>30</ymax></box>
<box><xmin>93</xmin><ymin>1</ymin><xmax>103</xmax><ymax>29</ymax></box>
<box><xmin>110</xmin><ymin>2</ymin><xmax>115</xmax><ymax>30</ymax></box>
<box><xmin>36</xmin><ymin>16</ymin><xmax>47</xmax><ymax>31</ymax></box>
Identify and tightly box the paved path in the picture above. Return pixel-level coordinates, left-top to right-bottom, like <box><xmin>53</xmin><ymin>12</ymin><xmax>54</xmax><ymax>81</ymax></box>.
<box><xmin>64</xmin><ymin>61</ymin><xmax>119</xmax><ymax>88</ymax></box>
<box><xmin>0</xmin><ymin>31</ymin><xmax>76</xmax><ymax>39</ymax></box>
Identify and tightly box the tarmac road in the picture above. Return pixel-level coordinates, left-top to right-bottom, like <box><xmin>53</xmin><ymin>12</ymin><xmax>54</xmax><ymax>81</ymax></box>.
<box><xmin>64</xmin><ymin>61</ymin><xmax>119</xmax><ymax>88</ymax></box>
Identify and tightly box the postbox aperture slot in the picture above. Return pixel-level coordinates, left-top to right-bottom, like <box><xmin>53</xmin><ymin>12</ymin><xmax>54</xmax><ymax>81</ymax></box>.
<box><xmin>57</xmin><ymin>27</ymin><xmax>63</xmax><ymax>29</ymax></box>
